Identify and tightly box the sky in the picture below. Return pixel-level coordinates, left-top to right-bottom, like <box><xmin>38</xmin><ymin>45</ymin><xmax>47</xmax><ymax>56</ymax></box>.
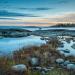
<box><xmin>0</xmin><ymin>0</ymin><xmax>75</xmax><ymax>26</ymax></box>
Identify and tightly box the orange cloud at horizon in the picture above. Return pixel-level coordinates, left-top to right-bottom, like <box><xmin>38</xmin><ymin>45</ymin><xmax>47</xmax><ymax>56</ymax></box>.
<box><xmin>0</xmin><ymin>12</ymin><xmax>75</xmax><ymax>26</ymax></box>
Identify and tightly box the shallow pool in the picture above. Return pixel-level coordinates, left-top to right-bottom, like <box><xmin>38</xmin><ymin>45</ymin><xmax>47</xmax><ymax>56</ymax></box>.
<box><xmin>0</xmin><ymin>35</ymin><xmax>46</xmax><ymax>56</ymax></box>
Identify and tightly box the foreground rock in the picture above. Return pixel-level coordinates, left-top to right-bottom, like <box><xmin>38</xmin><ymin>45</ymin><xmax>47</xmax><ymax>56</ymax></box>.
<box><xmin>31</xmin><ymin>66</ymin><xmax>54</xmax><ymax>75</ymax></box>
<box><xmin>11</xmin><ymin>64</ymin><xmax>27</xmax><ymax>71</ymax></box>
<box><xmin>11</xmin><ymin>64</ymin><xmax>28</xmax><ymax>75</ymax></box>
<box><xmin>56</xmin><ymin>58</ymin><xmax>64</xmax><ymax>64</ymax></box>
<box><xmin>28</xmin><ymin>56</ymin><xmax>40</xmax><ymax>67</ymax></box>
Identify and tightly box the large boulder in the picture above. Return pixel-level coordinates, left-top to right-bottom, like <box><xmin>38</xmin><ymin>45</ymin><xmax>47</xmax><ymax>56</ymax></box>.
<box><xmin>11</xmin><ymin>64</ymin><xmax>27</xmax><ymax>72</ymax></box>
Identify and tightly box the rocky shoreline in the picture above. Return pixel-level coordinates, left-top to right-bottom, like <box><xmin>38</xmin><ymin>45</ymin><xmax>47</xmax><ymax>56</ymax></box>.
<box><xmin>0</xmin><ymin>28</ymin><xmax>75</xmax><ymax>38</ymax></box>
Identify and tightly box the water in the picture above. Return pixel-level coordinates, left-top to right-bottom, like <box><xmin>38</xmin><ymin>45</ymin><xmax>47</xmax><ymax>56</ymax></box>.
<box><xmin>0</xmin><ymin>26</ymin><xmax>75</xmax><ymax>56</ymax></box>
<box><xmin>41</xmin><ymin>27</ymin><xmax>75</xmax><ymax>31</ymax></box>
<box><xmin>23</xmin><ymin>27</ymin><xmax>75</xmax><ymax>31</ymax></box>
<box><xmin>0</xmin><ymin>35</ymin><xmax>46</xmax><ymax>56</ymax></box>
<box><xmin>57</xmin><ymin>39</ymin><xmax>75</xmax><ymax>57</ymax></box>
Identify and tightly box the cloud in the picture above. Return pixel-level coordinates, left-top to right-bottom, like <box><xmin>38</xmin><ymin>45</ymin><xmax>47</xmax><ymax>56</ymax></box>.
<box><xmin>0</xmin><ymin>17</ymin><xmax>18</xmax><ymax>20</ymax></box>
<box><xmin>16</xmin><ymin>22</ymin><xmax>50</xmax><ymax>24</ymax></box>
<box><xmin>0</xmin><ymin>0</ymin><xmax>8</xmax><ymax>4</ymax></box>
<box><xmin>48</xmin><ymin>13</ymin><xmax>75</xmax><ymax>23</ymax></box>
<box><xmin>0</xmin><ymin>21</ymin><xmax>53</xmax><ymax>26</ymax></box>
<box><xmin>0</xmin><ymin>10</ymin><xmax>39</xmax><ymax>17</ymax></box>
<box><xmin>19</xmin><ymin>7</ymin><xmax>53</xmax><ymax>11</ymax></box>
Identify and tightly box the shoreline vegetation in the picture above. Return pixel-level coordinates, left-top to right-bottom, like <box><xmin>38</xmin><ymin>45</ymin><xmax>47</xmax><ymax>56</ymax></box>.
<box><xmin>0</xmin><ymin>37</ymin><xmax>75</xmax><ymax>75</ymax></box>
<box><xmin>51</xmin><ymin>23</ymin><xmax>75</xmax><ymax>27</ymax></box>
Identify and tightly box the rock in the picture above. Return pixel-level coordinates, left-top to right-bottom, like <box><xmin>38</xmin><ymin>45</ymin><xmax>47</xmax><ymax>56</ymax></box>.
<box><xmin>59</xmin><ymin>43</ymin><xmax>64</xmax><ymax>47</ymax></box>
<box><xmin>66</xmin><ymin>64</ymin><xmax>75</xmax><ymax>70</ymax></box>
<box><xmin>40</xmin><ymin>68</ymin><xmax>47</xmax><ymax>75</ymax></box>
<box><xmin>62</xmin><ymin>49</ymin><xmax>70</xmax><ymax>53</ymax></box>
<box><xmin>60</xmin><ymin>60</ymin><xmax>70</xmax><ymax>68</ymax></box>
<box><xmin>43</xmin><ymin>67</ymin><xmax>51</xmax><ymax>72</ymax></box>
<box><xmin>56</xmin><ymin>58</ymin><xmax>64</xmax><ymax>64</ymax></box>
<box><xmin>30</xmin><ymin>57</ymin><xmax>40</xmax><ymax>66</ymax></box>
<box><xmin>60</xmin><ymin>61</ymin><xmax>70</xmax><ymax>68</ymax></box>
<box><xmin>32</xmin><ymin>67</ymin><xmax>42</xmax><ymax>71</ymax></box>
<box><xmin>41</xmin><ymin>70</ymin><xmax>46</xmax><ymax>75</ymax></box>
<box><xmin>32</xmin><ymin>66</ymin><xmax>53</xmax><ymax>72</ymax></box>
<box><xmin>41</xmin><ymin>67</ymin><xmax>53</xmax><ymax>74</ymax></box>
<box><xmin>64</xmin><ymin>60</ymin><xmax>70</xmax><ymax>66</ymax></box>
<box><xmin>36</xmin><ymin>67</ymin><xmax>42</xmax><ymax>70</ymax></box>
<box><xmin>11</xmin><ymin>64</ymin><xmax>27</xmax><ymax>72</ymax></box>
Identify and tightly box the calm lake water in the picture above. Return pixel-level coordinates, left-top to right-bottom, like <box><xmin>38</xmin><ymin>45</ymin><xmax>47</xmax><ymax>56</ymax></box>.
<box><xmin>0</xmin><ymin>35</ymin><xmax>46</xmax><ymax>56</ymax></box>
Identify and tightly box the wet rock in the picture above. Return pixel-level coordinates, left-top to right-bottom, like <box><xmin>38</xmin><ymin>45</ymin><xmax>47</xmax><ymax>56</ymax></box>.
<box><xmin>35</xmin><ymin>67</ymin><xmax>42</xmax><ymax>70</ymax></box>
<box><xmin>32</xmin><ymin>67</ymin><xmax>42</xmax><ymax>71</ymax></box>
<box><xmin>60</xmin><ymin>60</ymin><xmax>70</xmax><ymax>68</ymax></box>
<box><xmin>64</xmin><ymin>60</ymin><xmax>70</xmax><ymax>66</ymax></box>
<box><xmin>56</xmin><ymin>58</ymin><xmax>64</xmax><ymax>64</ymax></box>
<box><xmin>40</xmin><ymin>68</ymin><xmax>48</xmax><ymax>75</ymax></box>
<box><xmin>59</xmin><ymin>42</ymin><xmax>64</xmax><ymax>47</ymax></box>
<box><xmin>41</xmin><ymin>70</ymin><xmax>46</xmax><ymax>75</ymax></box>
<box><xmin>62</xmin><ymin>49</ymin><xmax>70</xmax><ymax>53</ymax></box>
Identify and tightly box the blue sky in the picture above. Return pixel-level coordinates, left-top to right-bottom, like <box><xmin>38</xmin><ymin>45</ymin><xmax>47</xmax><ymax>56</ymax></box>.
<box><xmin>0</xmin><ymin>0</ymin><xmax>75</xmax><ymax>26</ymax></box>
